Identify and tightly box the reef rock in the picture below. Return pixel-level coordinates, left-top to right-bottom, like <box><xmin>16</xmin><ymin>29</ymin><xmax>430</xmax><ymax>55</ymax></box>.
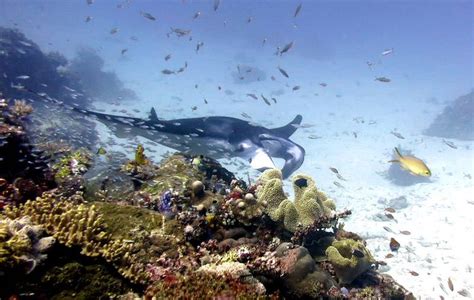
<box><xmin>276</xmin><ymin>242</ymin><xmax>337</xmax><ymax>298</ymax></box>
<box><xmin>425</xmin><ymin>91</ymin><xmax>474</xmax><ymax>140</ymax></box>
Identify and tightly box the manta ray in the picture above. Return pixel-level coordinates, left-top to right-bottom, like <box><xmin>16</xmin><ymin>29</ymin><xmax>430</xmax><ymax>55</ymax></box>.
<box><xmin>78</xmin><ymin>107</ymin><xmax>305</xmax><ymax>178</ymax></box>
<box><xmin>24</xmin><ymin>87</ymin><xmax>305</xmax><ymax>177</ymax></box>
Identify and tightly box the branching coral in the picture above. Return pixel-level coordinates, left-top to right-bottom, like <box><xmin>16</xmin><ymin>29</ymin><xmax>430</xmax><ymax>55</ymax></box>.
<box><xmin>4</xmin><ymin>194</ymin><xmax>108</xmax><ymax>256</ymax></box>
<box><xmin>325</xmin><ymin>238</ymin><xmax>376</xmax><ymax>284</ymax></box>
<box><xmin>9</xmin><ymin>99</ymin><xmax>33</xmax><ymax>118</ymax></box>
<box><xmin>256</xmin><ymin>169</ymin><xmax>336</xmax><ymax>232</ymax></box>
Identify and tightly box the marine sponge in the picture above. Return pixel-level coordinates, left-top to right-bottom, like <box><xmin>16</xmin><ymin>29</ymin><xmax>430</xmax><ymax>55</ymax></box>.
<box><xmin>325</xmin><ymin>238</ymin><xmax>376</xmax><ymax>284</ymax></box>
<box><xmin>256</xmin><ymin>169</ymin><xmax>336</xmax><ymax>232</ymax></box>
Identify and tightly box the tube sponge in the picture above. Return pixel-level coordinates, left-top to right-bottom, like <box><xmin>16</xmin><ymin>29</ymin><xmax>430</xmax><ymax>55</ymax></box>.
<box><xmin>256</xmin><ymin>169</ymin><xmax>335</xmax><ymax>232</ymax></box>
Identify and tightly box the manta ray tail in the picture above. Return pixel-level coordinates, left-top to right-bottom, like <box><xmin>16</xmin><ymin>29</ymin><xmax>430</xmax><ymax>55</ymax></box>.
<box><xmin>270</xmin><ymin>114</ymin><xmax>303</xmax><ymax>138</ymax></box>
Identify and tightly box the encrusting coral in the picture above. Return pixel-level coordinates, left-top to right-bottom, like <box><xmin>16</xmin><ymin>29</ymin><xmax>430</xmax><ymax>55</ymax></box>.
<box><xmin>0</xmin><ymin>215</ymin><xmax>55</xmax><ymax>275</ymax></box>
<box><xmin>256</xmin><ymin>169</ymin><xmax>336</xmax><ymax>232</ymax></box>
<box><xmin>3</xmin><ymin>194</ymin><xmax>108</xmax><ymax>257</ymax></box>
<box><xmin>325</xmin><ymin>238</ymin><xmax>376</xmax><ymax>284</ymax></box>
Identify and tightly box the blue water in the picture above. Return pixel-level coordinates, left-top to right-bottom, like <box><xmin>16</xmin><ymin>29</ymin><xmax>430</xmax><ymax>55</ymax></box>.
<box><xmin>1</xmin><ymin>1</ymin><xmax>473</xmax><ymax>297</ymax></box>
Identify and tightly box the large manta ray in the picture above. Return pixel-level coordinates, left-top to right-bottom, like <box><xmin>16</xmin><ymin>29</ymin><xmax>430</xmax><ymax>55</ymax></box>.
<box><xmin>79</xmin><ymin>107</ymin><xmax>305</xmax><ymax>178</ymax></box>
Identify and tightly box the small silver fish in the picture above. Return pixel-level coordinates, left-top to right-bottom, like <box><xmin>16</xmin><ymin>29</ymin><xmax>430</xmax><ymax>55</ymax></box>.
<box><xmin>333</xmin><ymin>181</ymin><xmax>344</xmax><ymax>188</ymax></box>
<box><xmin>442</xmin><ymin>139</ymin><xmax>457</xmax><ymax>149</ymax></box>
<box><xmin>164</xmin><ymin>54</ymin><xmax>172</xmax><ymax>61</ymax></box>
<box><xmin>121</xmin><ymin>49</ymin><xmax>128</xmax><ymax>55</ymax></box>
<box><xmin>169</xmin><ymin>28</ymin><xmax>191</xmax><ymax>37</ymax></box>
<box><xmin>246</xmin><ymin>93</ymin><xmax>258</xmax><ymax>100</ymax></box>
<box><xmin>279</xmin><ymin>41</ymin><xmax>294</xmax><ymax>56</ymax></box>
<box><xmin>161</xmin><ymin>69</ymin><xmax>175</xmax><ymax>75</ymax></box>
<box><xmin>110</xmin><ymin>28</ymin><xmax>118</xmax><ymax>34</ymax></box>
<box><xmin>193</xmin><ymin>11</ymin><xmax>201</xmax><ymax>19</ymax></box>
<box><xmin>390</xmin><ymin>131</ymin><xmax>405</xmax><ymax>139</ymax></box>
<box><xmin>382</xmin><ymin>48</ymin><xmax>394</xmax><ymax>56</ymax></box>
<box><xmin>16</xmin><ymin>75</ymin><xmax>30</xmax><ymax>79</ymax></box>
<box><xmin>141</xmin><ymin>11</ymin><xmax>156</xmax><ymax>21</ymax></box>
<box><xmin>241</xmin><ymin>112</ymin><xmax>251</xmax><ymax>119</ymax></box>
<box><xmin>319</xmin><ymin>83</ymin><xmax>327</xmax><ymax>87</ymax></box>
<box><xmin>336</xmin><ymin>173</ymin><xmax>347</xmax><ymax>181</ymax></box>
<box><xmin>294</xmin><ymin>3</ymin><xmax>302</xmax><ymax>17</ymax></box>
<box><xmin>375</xmin><ymin>76</ymin><xmax>391</xmax><ymax>82</ymax></box>
<box><xmin>277</xmin><ymin>66</ymin><xmax>289</xmax><ymax>78</ymax></box>
<box><xmin>85</xmin><ymin>16</ymin><xmax>92</xmax><ymax>22</ymax></box>
<box><xmin>261</xmin><ymin>94</ymin><xmax>271</xmax><ymax>106</ymax></box>
<box><xmin>292</xmin><ymin>85</ymin><xmax>300</xmax><ymax>91</ymax></box>
<box><xmin>213</xmin><ymin>0</ymin><xmax>220</xmax><ymax>11</ymax></box>
<box><xmin>196</xmin><ymin>41</ymin><xmax>204</xmax><ymax>53</ymax></box>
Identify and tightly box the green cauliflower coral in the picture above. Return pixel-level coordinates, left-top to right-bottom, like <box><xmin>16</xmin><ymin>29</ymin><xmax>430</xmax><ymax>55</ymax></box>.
<box><xmin>256</xmin><ymin>169</ymin><xmax>336</xmax><ymax>232</ymax></box>
<box><xmin>325</xmin><ymin>238</ymin><xmax>376</xmax><ymax>284</ymax></box>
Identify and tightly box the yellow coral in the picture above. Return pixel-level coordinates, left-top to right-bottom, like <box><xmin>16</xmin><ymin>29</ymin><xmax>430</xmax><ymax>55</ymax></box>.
<box><xmin>256</xmin><ymin>169</ymin><xmax>335</xmax><ymax>232</ymax></box>
<box><xmin>134</xmin><ymin>144</ymin><xmax>148</xmax><ymax>165</ymax></box>
<box><xmin>3</xmin><ymin>193</ymin><xmax>150</xmax><ymax>285</ymax></box>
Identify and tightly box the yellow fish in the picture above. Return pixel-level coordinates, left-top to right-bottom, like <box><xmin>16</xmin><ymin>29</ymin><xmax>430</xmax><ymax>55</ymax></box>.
<box><xmin>389</xmin><ymin>147</ymin><xmax>431</xmax><ymax>177</ymax></box>
<box><xmin>96</xmin><ymin>147</ymin><xmax>107</xmax><ymax>155</ymax></box>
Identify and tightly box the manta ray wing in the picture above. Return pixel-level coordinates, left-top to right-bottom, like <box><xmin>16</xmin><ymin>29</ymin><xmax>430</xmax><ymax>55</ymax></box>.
<box><xmin>269</xmin><ymin>114</ymin><xmax>302</xmax><ymax>138</ymax></box>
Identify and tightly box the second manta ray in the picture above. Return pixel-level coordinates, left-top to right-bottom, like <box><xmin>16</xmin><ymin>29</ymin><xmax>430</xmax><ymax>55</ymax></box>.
<box><xmin>81</xmin><ymin>107</ymin><xmax>305</xmax><ymax>178</ymax></box>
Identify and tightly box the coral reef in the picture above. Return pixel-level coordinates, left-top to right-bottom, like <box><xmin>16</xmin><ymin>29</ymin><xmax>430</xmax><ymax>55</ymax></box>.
<box><xmin>0</xmin><ymin>97</ymin><xmax>56</xmax><ymax>205</ymax></box>
<box><xmin>145</xmin><ymin>271</ymin><xmax>264</xmax><ymax>299</ymax></box>
<box><xmin>275</xmin><ymin>243</ymin><xmax>337</xmax><ymax>298</ymax></box>
<box><xmin>0</xmin><ymin>140</ymin><xmax>413</xmax><ymax>299</ymax></box>
<box><xmin>256</xmin><ymin>169</ymin><xmax>336</xmax><ymax>232</ymax></box>
<box><xmin>52</xmin><ymin>149</ymin><xmax>92</xmax><ymax>184</ymax></box>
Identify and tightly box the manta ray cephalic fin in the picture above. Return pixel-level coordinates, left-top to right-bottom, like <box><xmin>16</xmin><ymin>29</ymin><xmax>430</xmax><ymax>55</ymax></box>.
<box><xmin>249</xmin><ymin>148</ymin><xmax>276</xmax><ymax>172</ymax></box>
